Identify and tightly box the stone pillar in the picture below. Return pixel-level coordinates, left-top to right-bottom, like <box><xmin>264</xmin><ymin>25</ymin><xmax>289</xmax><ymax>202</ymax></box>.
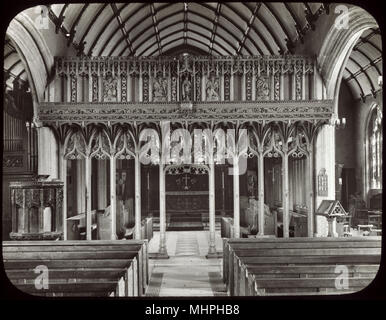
<box><xmin>75</xmin><ymin>160</ymin><xmax>85</xmax><ymax>215</ymax></box>
<box><xmin>207</xmin><ymin>162</ymin><xmax>217</xmax><ymax>257</ymax></box>
<box><xmin>257</xmin><ymin>154</ymin><xmax>265</xmax><ymax>236</ymax></box>
<box><xmin>85</xmin><ymin>156</ymin><xmax>92</xmax><ymax>240</ymax></box>
<box><xmin>314</xmin><ymin>125</ymin><xmax>336</xmax><ymax>237</ymax></box>
<box><xmin>37</xmin><ymin>127</ymin><xmax>58</xmax><ymax>180</ymax></box>
<box><xmin>158</xmin><ymin>164</ymin><xmax>168</xmax><ymax>257</ymax></box>
<box><xmin>233</xmin><ymin>160</ymin><xmax>240</xmax><ymax>238</ymax></box>
<box><xmin>282</xmin><ymin>152</ymin><xmax>290</xmax><ymax>238</ymax></box>
<box><xmin>110</xmin><ymin>156</ymin><xmax>117</xmax><ymax>239</ymax></box>
<box><xmin>134</xmin><ymin>155</ymin><xmax>141</xmax><ymax>239</ymax></box>
<box><xmin>59</xmin><ymin>145</ymin><xmax>67</xmax><ymax>240</ymax></box>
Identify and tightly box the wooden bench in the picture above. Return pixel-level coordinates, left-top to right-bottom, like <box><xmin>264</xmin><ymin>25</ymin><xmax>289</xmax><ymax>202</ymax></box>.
<box><xmin>3</xmin><ymin>240</ymin><xmax>149</xmax><ymax>297</ymax></box>
<box><xmin>223</xmin><ymin>237</ymin><xmax>381</xmax><ymax>296</ymax></box>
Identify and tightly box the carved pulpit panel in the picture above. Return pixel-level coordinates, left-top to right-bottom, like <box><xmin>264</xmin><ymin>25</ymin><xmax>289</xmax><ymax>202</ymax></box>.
<box><xmin>9</xmin><ymin>179</ymin><xmax>64</xmax><ymax>240</ymax></box>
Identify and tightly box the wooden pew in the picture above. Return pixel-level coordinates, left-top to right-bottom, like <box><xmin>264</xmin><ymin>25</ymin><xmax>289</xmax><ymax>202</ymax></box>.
<box><xmin>223</xmin><ymin>237</ymin><xmax>381</xmax><ymax>296</ymax></box>
<box><xmin>3</xmin><ymin>240</ymin><xmax>149</xmax><ymax>297</ymax></box>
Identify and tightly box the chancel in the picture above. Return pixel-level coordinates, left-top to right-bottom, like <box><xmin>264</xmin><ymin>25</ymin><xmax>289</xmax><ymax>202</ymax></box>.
<box><xmin>2</xmin><ymin>2</ymin><xmax>382</xmax><ymax>297</ymax></box>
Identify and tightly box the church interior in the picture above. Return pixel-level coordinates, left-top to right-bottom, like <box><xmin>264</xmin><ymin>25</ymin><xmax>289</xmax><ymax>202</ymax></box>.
<box><xmin>2</xmin><ymin>2</ymin><xmax>383</xmax><ymax>297</ymax></box>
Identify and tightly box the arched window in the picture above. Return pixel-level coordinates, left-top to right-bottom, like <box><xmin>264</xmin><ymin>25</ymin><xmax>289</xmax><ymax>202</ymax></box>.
<box><xmin>368</xmin><ymin>106</ymin><xmax>382</xmax><ymax>190</ymax></box>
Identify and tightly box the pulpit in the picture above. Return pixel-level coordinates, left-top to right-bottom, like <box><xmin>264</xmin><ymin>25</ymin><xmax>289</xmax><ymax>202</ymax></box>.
<box><xmin>9</xmin><ymin>179</ymin><xmax>64</xmax><ymax>240</ymax></box>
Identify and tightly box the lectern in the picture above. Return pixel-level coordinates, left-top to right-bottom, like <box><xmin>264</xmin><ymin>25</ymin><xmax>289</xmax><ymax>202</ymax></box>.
<box><xmin>9</xmin><ymin>178</ymin><xmax>64</xmax><ymax>240</ymax></box>
<box><xmin>316</xmin><ymin>200</ymin><xmax>347</xmax><ymax>237</ymax></box>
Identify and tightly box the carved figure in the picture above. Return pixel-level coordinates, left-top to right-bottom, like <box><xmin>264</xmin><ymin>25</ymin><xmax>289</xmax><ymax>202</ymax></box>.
<box><xmin>256</xmin><ymin>76</ymin><xmax>269</xmax><ymax>99</ymax></box>
<box><xmin>206</xmin><ymin>77</ymin><xmax>219</xmax><ymax>101</ymax></box>
<box><xmin>181</xmin><ymin>76</ymin><xmax>192</xmax><ymax>102</ymax></box>
<box><xmin>153</xmin><ymin>77</ymin><xmax>168</xmax><ymax>101</ymax></box>
<box><xmin>103</xmin><ymin>74</ymin><xmax>117</xmax><ymax>102</ymax></box>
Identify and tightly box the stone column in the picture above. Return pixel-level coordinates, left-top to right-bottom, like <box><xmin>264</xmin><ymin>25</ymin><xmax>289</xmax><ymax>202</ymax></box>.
<box><xmin>314</xmin><ymin>125</ymin><xmax>336</xmax><ymax>237</ymax></box>
<box><xmin>257</xmin><ymin>153</ymin><xmax>265</xmax><ymax>236</ymax></box>
<box><xmin>110</xmin><ymin>156</ymin><xmax>117</xmax><ymax>239</ymax></box>
<box><xmin>207</xmin><ymin>162</ymin><xmax>217</xmax><ymax>257</ymax></box>
<box><xmin>233</xmin><ymin>160</ymin><xmax>240</xmax><ymax>238</ymax></box>
<box><xmin>134</xmin><ymin>155</ymin><xmax>141</xmax><ymax>239</ymax></box>
<box><xmin>85</xmin><ymin>156</ymin><xmax>92</xmax><ymax>240</ymax></box>
<box><xmin>282</xmin><ymin>152</ymin><xmax>290</xmax><ymax>238</ymax></box>
<box><xmin>158</xmin><ymin>164</ymin><xmax>168</xmax><ymax>257</ymax></box>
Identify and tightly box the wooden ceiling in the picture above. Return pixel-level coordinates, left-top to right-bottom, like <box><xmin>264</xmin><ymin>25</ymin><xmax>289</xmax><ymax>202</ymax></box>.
<box><xmin>47</xmin><ymin>2</ymin><xmax>329</xmax><ymax>56</ymax></box>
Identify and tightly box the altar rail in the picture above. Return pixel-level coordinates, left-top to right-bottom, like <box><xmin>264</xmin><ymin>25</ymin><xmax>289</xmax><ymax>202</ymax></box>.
<box><xmin>45</xmin><ymin>55</ymin><xmax>320</xmax><ymax>105</ymax></box>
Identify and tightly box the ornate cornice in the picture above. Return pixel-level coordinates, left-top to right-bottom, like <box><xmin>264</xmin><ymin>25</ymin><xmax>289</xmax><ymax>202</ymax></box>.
<box><xmin>38</xmin><ymin>100</ymin><xmax>333</xmax><ymax>124</ymax></box>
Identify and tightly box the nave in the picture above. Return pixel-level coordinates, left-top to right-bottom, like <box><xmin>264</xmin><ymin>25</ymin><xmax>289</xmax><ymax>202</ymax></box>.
<box><xmin>146</xmin><ymin>231</ymin><xmax>226</xmax><ymax>297</ymax></box>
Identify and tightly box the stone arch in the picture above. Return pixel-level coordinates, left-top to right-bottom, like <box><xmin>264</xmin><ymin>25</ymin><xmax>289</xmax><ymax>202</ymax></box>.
<box><xmin>6</xmin><ymin>11</ymin><xmax>54</xmax><ymax>111</ymax></box>
<box><xmin>317</xmin><ymin>6</ymin><xmax>378</xmax><ymax>111</ymax></box>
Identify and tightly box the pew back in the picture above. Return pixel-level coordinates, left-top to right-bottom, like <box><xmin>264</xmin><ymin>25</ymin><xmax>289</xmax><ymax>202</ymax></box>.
<box><xmin>3</xmin><ymin>240</ymin><xmax>149</xmax><ymax>297</ymax></box>
<box><xmin>223</xmin><ymin>237</ymin><xmax>381</xmax><ymax>296</ymax></box>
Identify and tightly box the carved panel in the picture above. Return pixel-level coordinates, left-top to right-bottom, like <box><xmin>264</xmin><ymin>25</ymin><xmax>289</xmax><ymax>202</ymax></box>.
<box><xmin>180</xmin><ymin>74</ymin><xmax>192</xmax><ymax>102</ymax></box>
<box><xmin>70</xmin><ymin>75</ymin><xmax>77</xmax><ymax>103</ymax></box>
<box><xmin>142</xmin><ymin>74</ymin><xmax>149</xmax><ymax>102</ymax></box>
<box><xmin>121</xmin><ymin>73</ymin><xmax>127</xmax><ymax>102</ymax></box>
<box><xmin>246</xmin><ymin>73</ymin><xmax>252</xmax><ymax>101</ymax></box>
<box><xmin>3</xmin><ymin>155</ymin><xmax>23</xmax><ymax>167</ymax></box>
<box><xmin>224</xmin><ymin>73</ymin><xmax>230</xmax><ymax>101</ymax></box>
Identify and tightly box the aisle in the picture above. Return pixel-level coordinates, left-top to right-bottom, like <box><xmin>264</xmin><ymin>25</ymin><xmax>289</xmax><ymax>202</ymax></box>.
<box><xmin>146</xmin><ymin>231</ymin><xmax>227</xmax><ymax>297</ymax></box>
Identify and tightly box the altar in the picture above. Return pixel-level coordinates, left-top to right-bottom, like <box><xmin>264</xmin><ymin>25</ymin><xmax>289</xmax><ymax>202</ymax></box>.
<box><xmin>165</xmin><ymin>170</ymin><xmax>209</xmax><ymax>230</ymax></box>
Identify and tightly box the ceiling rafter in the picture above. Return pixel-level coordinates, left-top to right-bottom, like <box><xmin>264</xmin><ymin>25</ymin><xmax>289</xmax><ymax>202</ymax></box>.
<box><xmin>117</xmin><ymin>9</ymin><xmax>250</xmax><ymax>57</ymax></box>
<box><xmin>136</xmin><ymin>28</ymin><xmax>229</xmax><ymax>57</ymax></box>
<box><xmin>67</xmin><ymin>4</ymin><xmax>89</xmax><ymax>54</ymax></box>
<box><xmin>236</xmin><ymin>3</ymin><xmax>261</xmax><ymax>55</ymax></box>
<box><xmin>149</xmin><ymin>3</ymin><xmax>162</xmax><ymax>56</ymax></box>
<box><xmin>47</xmin><ymin>6</ymin><xmax>81</xmax><ymax>54</ymax></box>
<box><xmin>237</xmin><ymin>3</ymin><xmax>275</xmax><ymax>55</ymax></box>
<box><xmin>303</xmin><ymin>2</ymin><xmax>317</xmax><ymax>31</ymax></box>
<box><xmin>117</xmin><ymin>18</ymin><xmax>238</xmax><ymax>57</ymax></box>
<box><xmin>183</xmin><ymin>2</ymin><xmax>188</xmax><ymax>46</ymax></box>
<box><xmin>344</xmin><ymin>67</ymin><xmax>366</xmax><ymax>100</ymax></box>
<box><xmin>263</xmin><ymin>3</ymin><xmax>294</xmax><ymax>53</ymax></box>
<box><xmin>131</xmin><ymin>26</ymin><xmax>233</xmax><ymax>57</ymax></box>
<box><xmin>198</xmin><ymin>3</ymin><xmax>260</xmax><ymax>55</ymax></box>
<box><xmin>147</xmin><ymin>36</ymin><xmax>223</xmax><ymax>57</ymax></box>
<box><xmin>4</xmin><ymin>49</ymin><xmax>17</xmax><ymax>60</ymax></box>
<box><xmin>352</xmin><ymin>47</ymin><xmax>381</xmax><ymax>75</ymax></box>
<box><xmin>106</xmin><ymin>3</ymin><xmax>171</xmax><ymax>56</ymax></box>
<box><xmin>346</xmin><ymin>57</ymin><xmax>382</xmax><ymax>81</ymax></box>
<box><xmin>284</xmin><ymin>3</ymin><xmax>304</xmax><ymax>42</ymax></box>
<box><xmin>56</xmin><ymin>4</ymin><xmax>69</xmax><ymax>34</ymax></box>
<box><xmin>110</xmin><ymin>3</ymin><xmax>133</xmax><ymax>55</ymax></box>
<box><xmin>7</xmin><ymin>60</ymin><xmax>22</xmax><ymax>74</ymax></box>
<box><xmin>88</xmin><ymin>3</ymin><xmax>130</xmax><ymax>56</ymax></box>
<box><xmin>346</xmin><ymin>56</ymin><xmax>376</xmax><ymax>93</ymax></box>
<box><xmin>232</xmin><ymin>3</ymin><xmax>283</xmax><ymax>54</ymax></box>
<box><xmin>209</xmin><ymin>3</ymin><xmax>222</xmax><ymax>55</ymax></box>
<box><xmin>78</xmin><ymin>3</ymin><xmax>108</xmax><ymax>53</ymax></box>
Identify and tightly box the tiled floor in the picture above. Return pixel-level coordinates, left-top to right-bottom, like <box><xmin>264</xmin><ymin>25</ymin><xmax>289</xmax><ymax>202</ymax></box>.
<box><xmin>146</xmin><ymin>230</ymin><xmax>227</xmax><ymax>297</ymax></box>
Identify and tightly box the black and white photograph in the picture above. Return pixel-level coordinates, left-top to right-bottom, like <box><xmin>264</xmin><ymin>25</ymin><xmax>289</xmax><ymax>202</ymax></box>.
<box><xmin>1</xmin><ymin>1</ymin><xmax>384</xmax><ymax>306</ymax></box>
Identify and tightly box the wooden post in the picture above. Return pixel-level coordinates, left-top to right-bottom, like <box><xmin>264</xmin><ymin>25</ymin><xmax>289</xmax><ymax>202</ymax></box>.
<box><xmin>307</xmin><ymin>147</ymin><xmax>314</xmax><ymax>237</ymax></box>
<box><xmin>207</xmin><ymin>162</ymin><xmax>217</xmax><ymax>257</ymax></box>
<box><xmin>59</xmin><ymin>145</ymin><xmax>67</xmax><ymax>240</ymax></box>
<box><xmin>282</xmin><ymin>152</ymin><xmax>290</xmax><ymax>238</ymax></box>
<box><xmin>134</xmin><ymin>155</ymin><xmax>141</xmax><ymax>239</ymax></box>
<box><xmin>85</xmin><ymin>156</ymin><xmax>92</xmax><ymax>240</ymax></box>
<box><xmin>257</xmin><ymin>154</ymin><xmax>265</xmax><ymax>236</ymax></box>
<box><xmin>158</xmin><ymin>164</ymin><xmax>168</xmax><ymax>257</ymax></box>
<box><xmin>233</xmin><ymin>160</ymin><xmax>240</xmax><ymax>238</ymax></box>
<box><xmin>110</xmin><ymin>156</ymin><xmax>117</xmax><ymax>239</ymax></box>
<box><xmin>97</xmin><ymin>160</ymin><xmax>107</xmax><ymax>210</ymax></box>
